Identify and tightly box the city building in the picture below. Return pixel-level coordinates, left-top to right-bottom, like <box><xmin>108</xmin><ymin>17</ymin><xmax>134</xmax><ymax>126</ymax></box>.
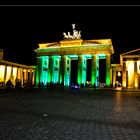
<box><xmin>1</xmin><ymin>24</ymin><xmax>139</xmax><ymax>89</ymax></box>
<box><xmin>0</xmin><ymin>49</ymin><xmax>36</xmax><ymax>87</ymax></box>
<box><xmin>35</xmin><ymin>24</ymin><xmax>114</xmax><ymax>87</ymax></box>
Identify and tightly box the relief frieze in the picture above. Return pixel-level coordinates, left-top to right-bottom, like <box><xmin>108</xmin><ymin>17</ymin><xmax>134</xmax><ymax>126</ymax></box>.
<box><xmin>37</xmin><ymin>46</ymin><xmax>110</xmax><ymax>56</ymax></box>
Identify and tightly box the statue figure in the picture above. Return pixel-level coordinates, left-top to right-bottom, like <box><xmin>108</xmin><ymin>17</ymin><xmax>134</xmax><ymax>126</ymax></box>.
<box><xmin>63</xmin><ymin>24</ymin><xmax>81</xmax><ymax>40</ymax></box>
<box><xmin>72</xmin><ymin>24</ymin><xmax>75</xmax><ymax>30</ymax></box>
<box><xmin>73</xmin><ymin>30</ymin><xmax>77</xmax><ymax>38</ymax></box>
<box><xmin>68</xmin><ymin>32</ymin><xmax>73</xmax><ymax>39</ymax></box>
<box><xmin>77</xmin><ymin>31</ymin><xmax>81</xmax><ymax>39</ymax></box>
<box><xmin>63</xmin><ymin>32</ymin><xmax>68</xmax><ymax>39</ymax></box>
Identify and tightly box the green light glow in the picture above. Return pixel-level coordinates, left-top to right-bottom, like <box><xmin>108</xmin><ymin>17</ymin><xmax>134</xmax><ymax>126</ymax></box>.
<box><xmin>97</xmin><ymin>54</ymin><xmax>106</xmax><ymax>57</ymax></box>
<box><xmin>106</xmin><ymin>74</ymin><xmax>110</xmax><ymax>87</ymax></box>
<box><xmin>84</xmin><ymin>54</ymin><xmax>92</xmax><ymax>59</ymax></box>
<box><xmin>64</xmin><ymin>56</ymin><xmax>71</xmax><ymax>86</ymax></box>
<box><xmin>68</xmin><ymin>55</ymin><xmax>78</xmax><ymax>58</ymax></box>
<box><xmin>96</xmin><ymin>57</ymin><xmax>99</xmax><ymax>86</ymax></box>
<box><xmin>59</xmin><ymin>74</ymin><xmax>62</xmax><ymax>84</ymax></box>
<box><xmin>106</xmin><ymin>54</ymin><xmax>111</xmax><ymax>87</ymax></box>
<box><xmin>38</xmin><ymin>56</ymin><xmax>49</xmax><ymax>85</ymax></box>
<box><xmin>52</xmin><ymin>56</ymin><xmax>60</xmax><ymax>83</ymax></box>
<box><xmin>98</xmin><ymin>54</ymin><xmax>106</xmax><ymax>59</ymax></box>
<box><xmin>77</xmin><ymin>55</ymin><xmax>87</xmax><ymax>85</ymax></box>
<box><xmin>77</xmin><ymin>68</ymin><xmax>81</xmax><ymax>85</ymax></box>
<box><xmin>91</xmin><ymin>55</ymin><xmax>96</xmax><ymax>86</ymax></box>
<box><xmin>48</xmin><ymin>56</ymin><xmax>53</xmax><ymax>83</ymax></box>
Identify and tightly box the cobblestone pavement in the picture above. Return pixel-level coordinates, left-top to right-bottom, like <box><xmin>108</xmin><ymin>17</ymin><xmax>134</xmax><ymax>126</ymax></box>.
<box><xmin>0</xmin><ymin>88</ymin><xmax>140</xmax><ymax>140</ymax></box>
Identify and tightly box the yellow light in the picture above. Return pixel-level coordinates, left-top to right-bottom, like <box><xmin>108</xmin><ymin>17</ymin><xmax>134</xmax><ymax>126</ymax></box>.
<box><xmin>116</xmin><ymin>87</ymin><xmax>122</xmax><ymax>90</ymax></box>
<box><xmin>127</xmin><ymin>61</ymin><xmax>134</xmax><ymax>88</ymax></box>
<box><xmin>5</xmin><ymin>66</ymin><xmax>12</xmax><ymax>83</ymax></box>
<box><xmin>0</xmin><ymin>65</ymin><xmax>5</xmax><ymax>82</ymax></box>
<box><xmin>12</xmin><ymin>67</ymin><xmax>17</xmax><ymax>84</ymax></box>
<box><xmin>60</xmin><ymin>39</ymin><xmax>83</xmax><ymax>47</ymax></box>
<box><xmin>117</xmin><ymin>71</ymin><xmax>121</xmax><ymax>76</ymax></box>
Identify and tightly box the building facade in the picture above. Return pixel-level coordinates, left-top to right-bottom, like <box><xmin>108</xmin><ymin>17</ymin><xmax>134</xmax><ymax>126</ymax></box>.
<box><xmin>0</xmin><ymin>49</ymin><xmax>36</xmax><ymax>87</ymax></box>
<box><xmin>120</xmin><ymin>49</ymin><xmax>140</xmax><ymax>88</ymax></box>
<box><xmin>2</xmin><ymin>24</ymin><xmax>139</xmax><ymax>89</ymax></box>
<box><xmin>35</xmin><ymin>24</ymin><xmax>114</xmax><ymax>87</ymax></box>
<box><xmin>111</xmin><ymin>48</ymin><xmax>140</xmax><ymax>89</ymax></box>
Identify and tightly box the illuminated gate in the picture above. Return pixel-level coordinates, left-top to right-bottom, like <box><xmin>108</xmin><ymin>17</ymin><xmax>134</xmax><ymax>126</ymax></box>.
<box><xmin>35</xmin><ymin>24</ymin><xmax>114</xmax><ymax>87</ymax></box>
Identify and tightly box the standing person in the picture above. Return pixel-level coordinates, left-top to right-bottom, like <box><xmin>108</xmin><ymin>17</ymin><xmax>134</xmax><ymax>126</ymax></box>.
<box><xmin>93</xmin><ymin>83</ymin><xmax>96</xmax><ymax>91</ymax></box>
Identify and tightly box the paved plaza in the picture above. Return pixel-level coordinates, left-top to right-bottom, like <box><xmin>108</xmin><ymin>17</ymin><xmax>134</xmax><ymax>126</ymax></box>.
<box><xmin>0</xmin><ymin>88</ymin><xmax>140</xmax><ymax>140</ymax></box>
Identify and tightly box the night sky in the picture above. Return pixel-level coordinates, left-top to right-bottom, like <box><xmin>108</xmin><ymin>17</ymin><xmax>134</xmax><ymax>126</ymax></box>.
<box><xmin>0</xmin><ymin>6</ymin><xmax>140</xmax><ymax>66</ymax></box>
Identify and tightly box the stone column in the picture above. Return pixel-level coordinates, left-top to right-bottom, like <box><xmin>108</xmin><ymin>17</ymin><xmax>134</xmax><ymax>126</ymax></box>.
<box><xmin>110</xmin><ymin>66</ymin><xmax>113</xmax><ymax>86</ymax></box>
<box><xmin>48</xmin><ymin>56</ymin><xmax>53</xmax><ymax>83</ymax></box>
<box><xmin>17</xmin><ymin>68</ymin><xmax>21</xmax><ymax>81</ymax></box>
<box><xmin>4</xmin><ymin>65</ymin><xmax>7</xmax><ymax>84</ymax></box>
<box><xmin>122</xmin><ymin>61</ymin><xmax>126</xmax><ymax>88</ymax></box>
<box><xmin>10</xmin><ymin>67</ymin><xmax>15</xmax><ymax>84</ymax></box>
<box><xmin>20</xmin><ymin>68</ymin><xmax>23</xmax><ymax>86</ymax></box>
<box><xmin>77</xmin><ymin>55</ymin><xmax>86</xmax><ymax>86</ymax></box>
<box><xmin>65</xmin><ymin>56</ymin><xmax>71</xmax><ymax>86</ymax></box>
<box><xmin>23</xmin><ymin>69</ymin><xmax>28</xmax><ymax>84</ymax></box>
<box><xmin>113</xmin><ymin>69</ymin><xmax>116</xmax><ymax>88</ymax></box>
<box><xmin>0</xmin><ymin>65</ymin><xmax>5</xmax><ymax>84</ymax></box>
<box><xmin>91</xmin><ymin>54</ymin><xmax>96</xmax><ymax>86</ymax></box>
<box><xmin>106</xmin><ymin>54</ymin><xmax>111</xmax><ymax>87</ymax></box>
<box><xmin>134</xmin><ymin>61</ymin><xmax>138</xmax><ymax>88</ymax></box>
<box><xmin>32</xmin><ymin>70</ymin><xmax>35</xmax><ymax>85</ymax></box>
<box><xmin>27</xmin><ymin>70</ymin><xmax>29</xmax><ymax>83</ymax></box>
<box><xmin>23</xmin><ymin>69</ymin><xmax>26</xmax><ymax>84</ymax></box>
<box><xmin>11</xmin><ymin>66</ymin><xmax>13</xmax><ymax>80</ymax></box>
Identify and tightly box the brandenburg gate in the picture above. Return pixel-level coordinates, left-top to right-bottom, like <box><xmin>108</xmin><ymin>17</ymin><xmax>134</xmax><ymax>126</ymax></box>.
<box><xmin>35</xmin><ymin>24</ymin><xmax>114</xmax><ymax>87</ymax></box>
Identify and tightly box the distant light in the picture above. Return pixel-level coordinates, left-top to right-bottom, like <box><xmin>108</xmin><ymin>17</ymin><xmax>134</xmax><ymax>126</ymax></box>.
<box><xmin>116</xmin><ymin>87</ymin><xmax>122</xmax><ymax>90</ymax></box>
<box><xmin>118</xmin><ymin>71</ymin><xmax>121</xmax><ymax>76</ymax></box>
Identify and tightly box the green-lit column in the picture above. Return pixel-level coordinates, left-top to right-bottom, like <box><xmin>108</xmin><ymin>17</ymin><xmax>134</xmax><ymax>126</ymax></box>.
<box><xmin>96</xmin><ymin>56</ymin><xmax>99</xmax><ymax>86</ymax></box>
<box><xmin>65</xmin><ymin>56</ymin><xmax>71</xmax><ymax>86</ymax></box>
<box><xmin>91</xmin><ymin>54</ymin><xmax>97</xmax><ymax>86</ymax></box>
<box><xmin>106</xmin><ymin>54</ymin><xmax>111</xmax><ymax>87</ymax></box>
<box><xmin>42</xmin><ymin>56</ymin><xmax>49</xmax><ymax>85</ymax></box>
<box><xmin>77</xmin><ymin>55</ymin><xmax>82</xmax><ymax>85</ymax></box>
<box><xmin>77</xmin><ymin>55</ymin><xmax>86</xmax><ymax>85</ymax></box>
<box><xmin>48</xmin><ymin>56</ymin><xmax>53</xmax><ymax>83</ymax></box>
<box><xmin>59</xmin><ymin>55</ymin><xmax>70</xmax><ymax>86</ymax></box>
<box><xmin>82</xmin><ymin>56</ymin><xmax>87</xmax><ymax>85</ymax></box>
<box><xmin>36</xmin><ymin>56</ymin><xmax>49</xmax><ymax>85</ymax></box>
<box><xmin>52</xmin><ymin>56</ymin><xmax>60</xmax><ymax>84</ymax></box>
